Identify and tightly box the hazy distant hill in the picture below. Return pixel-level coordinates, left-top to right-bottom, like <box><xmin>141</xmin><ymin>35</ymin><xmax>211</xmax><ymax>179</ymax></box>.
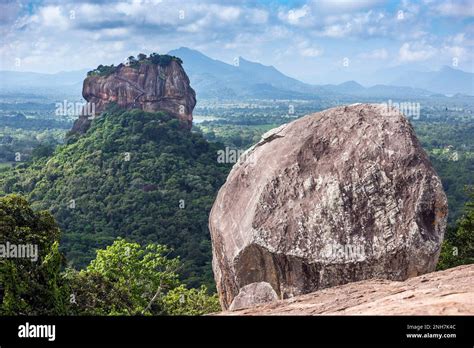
<box><xmin>167</xmin><ymin>47</ymin><xmax>323</xmax><ymax>99</ymax></box>
<box><xmin>322</xmin><ymin>80</ymin><xmax>366</xmax><ymax>94</ymax></box>
<box><xmin>322</xmin><ymin>80</ymin><xmax>434</xmax><ymax>98</ymax></box>
<box><xmin>2</xmin><ymin>48</ymin><xmax>472</xmax><ymax>101</ymax></box>
<box><xmin>363</xmin><ymin>65</ymin><xmax>474</xmax><ymax>96</ymax></box>
<box><xmin>0</xmin><ymin>69</ymin><xmax>87</xmax><ymax>86</ymax></box>
<box><xmin>168</xmin><ymin>47</ymin><xmax>457</xmax><ymax>100</ymax></box>
<box><xmin>0</xmin><ymin>69</ymin><xmax>90</xmax><ymax>99</ymax></box>
<box><xmin>390</xmin><ymin>66</ymin><xmax>474</xmax><ymax>96</ymax></box>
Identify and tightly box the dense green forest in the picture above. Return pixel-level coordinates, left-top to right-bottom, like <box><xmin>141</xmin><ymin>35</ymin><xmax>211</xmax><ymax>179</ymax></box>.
<box><xmin>0</xmin><ymin>128</ymin><xmax>65</xmax><ymax>164</ymax></box>
<box><xmin>0</xmin><ymin>106</ymin><xmax>230</xmax><ymax>289</ymax></box>
<box><xmin>437</xmin><ymin>188</ymin><xmax>474</xmax><ymax>270</ymax></box>
<box><xmin>0</xmin><ymin>195</ymin><xmax>219</xmax><ymax>315</ymax></box>
<box><xmin>0</xmin><ymin>114</ymin><xmax>71</xmax><ymax>130</ymax></box>
<box><xmin>414</xmin><ymin>122</ymin><xmax>474</xmax><ymax>223</ymax></box>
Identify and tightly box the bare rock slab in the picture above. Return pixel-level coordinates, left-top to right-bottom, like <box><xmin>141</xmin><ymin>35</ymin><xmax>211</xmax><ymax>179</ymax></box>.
<box><xmin>217</xmin><ymin>265</ymin><xmax>474</xmax><ymax>315</ymax></box>
<box><xmin>71</xmin><ymin>60</ymin><xmax>196</xmax><ymax>134</ymax></box>
<box><xmin>209</xmin><ymin>104</ymin><xmax>448</xmax><ymax>310</ymax></box>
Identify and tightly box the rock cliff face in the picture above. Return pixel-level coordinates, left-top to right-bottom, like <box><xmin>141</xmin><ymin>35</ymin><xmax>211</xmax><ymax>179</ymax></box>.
<box><xmin>209</xmin><ymin>103</ymin><xmax>448</xmax><ymax>310</ymax></box>
<box><xmin>71</xmin><ymin>60</ymin><xmax>196</xmax><ymax>134</ymax></box>
<box><xmin>217</xmin><ymin>265</ymin><xmax>474</xmax><ymax>315</ymax></box>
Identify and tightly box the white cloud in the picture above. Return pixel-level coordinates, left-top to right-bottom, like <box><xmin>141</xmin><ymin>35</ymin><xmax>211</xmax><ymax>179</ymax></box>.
<box><xmin>297</xmin><ymin>41</ymin><xmax>323</xmax><ymax>57</ymax></box>
<box><xmin>1</xmin><ymin>0</ymin><xmax>473</xmax><ymax>75</ymax></box>
<box><xmin>245</xmin><ymin>9</ymin><xmax>269</xmax><ymax>24</ymax></box>
<box><xmin>317</xmin><ymin>24</ymin><xmax>352</xmax><ymax>38</ymax></box>
<box><xmin>312</xmin><ymin>10</ymin><xmax>387</xmax><ymax>38</ymax></box>
<box><xmin>398</xmin><ymin>42</ymin><xmax>436</xmax><ymax>62</ymax></box>
<box><xmin>442</xmin><ymin>32</ymin><xmax>474</xmax><ymax>63</ymax></box>
<box><xmin>34</xmin><ymin>6</ymin><xmax>70</xmax><ymax>30</ymax></box>
<box><xmin>279</xmin><ymin>5</ymin><xmax>311</xmax><ymax>26</ymax></box>
<box><xmin>434</xmin><ymin>0</ymin><xmax>474</xmax><ymax>17</ymax></box>
<box><xmin>93</xmin><ymin>28</ymin><xmax>130</xmax><ymax>40</ymax></box>
<box><xmin>313</xmin><ymin>0</ymin><xmax>385</xmax><ymax>13</ymax></box>
<box><xmin>444</xmin><ymin>45</ymin><xmax>466</xmax><ymax>58</ymax></box>
<box><xmin>280</xmin><ymin>3</ymin><xmax>389</xmax><ymax>38</ymax></box>
<box><xmin>272</xmin><ymin>38</ymin><xmax>323</xmax><ymax>60</ymax></box>
<box><xmin>448</xmin><ymin>32</ymin><xmax>474</xmax><ymax>47</ymax></box>
<box><xmin>359</xmin><ymin>48</ymin><xmax>389</xmax><ymax>59</ymax></box>
<box><xmin>300</xmin><ymin>47</ymin><xmax>323</xmax><ymax>57</ymax></box>
<box><xmin>3</xmin><ymin>8</ymin><xmax>250</xmax><ymax>71</ymax></box>
<box><xmin>399</xmin><ymin>0</ymin><xmax>421</xmax><ymax>17</ymax></box>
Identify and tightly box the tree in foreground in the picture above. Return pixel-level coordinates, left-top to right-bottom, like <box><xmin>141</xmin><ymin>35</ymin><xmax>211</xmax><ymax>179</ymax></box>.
<box><xmin>0</xmin><ymin>195</ymin><xmax>220</xmax><ymax>315</ymax></box>
<box><xmin>437</xmin><ymin>187</ymin><xmax>474</xmax><ymax>270</ymax></box>
<box><xmin>64</xmin><ymin>238</ymin><xmax>220</xmax><ymax>315</ymax></box>
<box><xmin>0</xmin><ymin>195</ymin><xmax>65</xmax><ymax>315</ymax></box>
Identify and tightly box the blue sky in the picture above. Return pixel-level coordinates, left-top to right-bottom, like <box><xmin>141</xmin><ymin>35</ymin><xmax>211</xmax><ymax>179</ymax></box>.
<box><xmin>1</xmin><ymin>0</ymin><xmax>473</xmax><ymax>84</ymax></box>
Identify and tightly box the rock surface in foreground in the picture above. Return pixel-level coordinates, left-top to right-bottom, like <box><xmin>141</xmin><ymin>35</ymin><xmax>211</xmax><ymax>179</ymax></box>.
<box><xmin>209</xmin><ymin>104</ymin><xmax>448</xmax><ymax>310</ymax></box>
<box><xmin>228</xmin><ymin>282</ymin><xmax>279</xmax><ymax>311</ymax></box>
<box><xmin>216</xmin><ymin>265</ymin><xmax>474</xmax><ymax>315</ymax></box>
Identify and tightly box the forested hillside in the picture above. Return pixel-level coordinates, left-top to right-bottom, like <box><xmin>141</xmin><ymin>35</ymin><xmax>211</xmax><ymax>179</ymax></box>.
<box><xmin>0</xmin><ymin>105</ymin><xmax>230</xmax><ymax>289</ymax></box>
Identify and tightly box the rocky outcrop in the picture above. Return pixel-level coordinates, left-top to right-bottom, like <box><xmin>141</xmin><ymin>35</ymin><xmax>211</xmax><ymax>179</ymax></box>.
<box><xmin>217</xmin><ymin>265</ymin><xmax>474</xmax><ymax>315</ymax></box>
<box><xmin>209</xmin><ymin>103</ymin><xmax>448</xmax><ymax>310</ymax></box>
<box><xmin>71</xmin><ymin>60</ymin><xmax>196</xmax><ymax>134</ymax></box>
<box><xmin>228</xmin><ymin>282</ymin><xmax>279</xmax><ymax>311</ymax></box>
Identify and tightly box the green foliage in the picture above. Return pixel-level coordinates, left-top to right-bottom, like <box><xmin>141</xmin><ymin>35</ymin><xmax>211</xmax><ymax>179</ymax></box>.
<box><xmin>0</xmin><ymin>194</ymin><xmax>65</xmax><ymax>315</ymax></box>
<box><xmin>64</xmin><ymin>238</ymin><xmax>181</xmax><ymax>315</ymax></box>
<box><xmin>62</xmin><ymin>268</ymin><xmax>133</xmax><ymax>315</ymax></box>
<box><xmin>32</xmin><ymin>143</ymin><xmax>55</xmax><ymax>160</ymax></box>
<box><xmin>87</xmin><ymin>53</ymin><xmax>183</xmax><ymax>77</ymax></box>
<box><xmin>161</xmin><ymin>284</ymin><xmax>220</xmax><ymax>315</ymax></box>
<box><xmin>414</xmin><ymin>121</ymin><xmax>474</xmax><ymax>223</ymax></box>
<box><xmin>127</xmin><ymin>56</ymin><xmax>138</xmax><ymax>67</ymax></box>
<box><xmin>137</xmin><ymin>53</ymin><xmax>147</xmax><ymax>61</ymax></box>
<box><xmin>148</xmin><ymin>53</ymin><xmax>183</xmax><ymax>66</ymax></box>
<box><xmin>437</xmin><ymin>187</ymin><xmax>474</xmax><ymax>270</ymax></box>
<box><xmin>429</xmin><ymin>157</ymin><xmax>474</xmax><ymax>224</ymax></box>
<box><xmin>0</xmin><ymin>115</ymin><xmax>71</xmax><ymax>130</ymax></box>
<box><xmin>87</xmin><ymin>64</ymin><xmax>119</xmax><ymax>77</ymax></box>
<box><xmin>1</xmin><ymin>107</ymin><xmax>230</xmax><ymax>289</ymax></box>
<box><xmin>197</xmin><ymin>123</ymin><xmax>277</xmax><ymax>149</ymax></box>
<box><xmin>0</xmin><ymin>197</ymin><xmax>220</xmax><ymax>315</ymax></box>
<box><xmin>86</xmin><ymin>238</ymin><xmax>180</xmax><ymax>315</ymax></box>
<box><xmin>62</xmin><ymin>238</ymin><xmax>219</xmax><ymax>316</ymax></box>
<box><xmin>0</xmin><ymin>126</ymin><xmax>66</xmax><ymax>164</ymax></box>
<box><xmin>437</xmin><ymin>239</ymin><xmax>458</xmax><ymax>270</ymax></box>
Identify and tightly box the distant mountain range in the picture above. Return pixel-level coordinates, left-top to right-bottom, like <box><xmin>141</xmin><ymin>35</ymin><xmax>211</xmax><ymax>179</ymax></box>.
<box><xmin>170</xmin><ymin>47</ymin><xmax>472</xmax><ymax>97</ymax></box>
<box><xmin>0</xmin><ymin>69</ymin><xmax>88</xmax><ymax>97</ymax></box>
<box><xmin>168</xmin><ymin>47</ymin><xmax>449</xmax><ymax>99</ymax></box>
<box><xmin>390</xmin><ymin>65</ymin><xmax>473</xmax><ymax>96</ymax></box>
<box><xmin>167</xmin><ymin>47</ymin><xmax>323</xmax><ymax>99</ymax></box>
<box><xmin>1</xmin><ymin>47</ymin><xmax>472</xmax><ymax>101</ymax></box>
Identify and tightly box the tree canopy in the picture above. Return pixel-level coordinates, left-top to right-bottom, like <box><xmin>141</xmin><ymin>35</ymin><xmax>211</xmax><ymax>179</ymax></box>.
<box><xmin>1</xmin><ymin>107</ymin><xmax>230</xmax><ymax>289</ymax></box>
<box><xmin>0</xmin><ymin>195</ymin><xmax>220</xmax><ymax>315</ymax></box>
<box><xmin>87</xmin><ymin>53</ymin><xmax>183</xmax><ymax>77</ymax></box>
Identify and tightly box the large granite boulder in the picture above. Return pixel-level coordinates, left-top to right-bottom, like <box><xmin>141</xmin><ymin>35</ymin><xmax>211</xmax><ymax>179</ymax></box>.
<box><xmin>209</xmin><ymin>103</ymin><xmax>448</xmax><ymax>310</ymax></box>
<box><xmin>71</xmin><ymin>59</ymin><xmax>196</xmax><ymax>135</ymax></box>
